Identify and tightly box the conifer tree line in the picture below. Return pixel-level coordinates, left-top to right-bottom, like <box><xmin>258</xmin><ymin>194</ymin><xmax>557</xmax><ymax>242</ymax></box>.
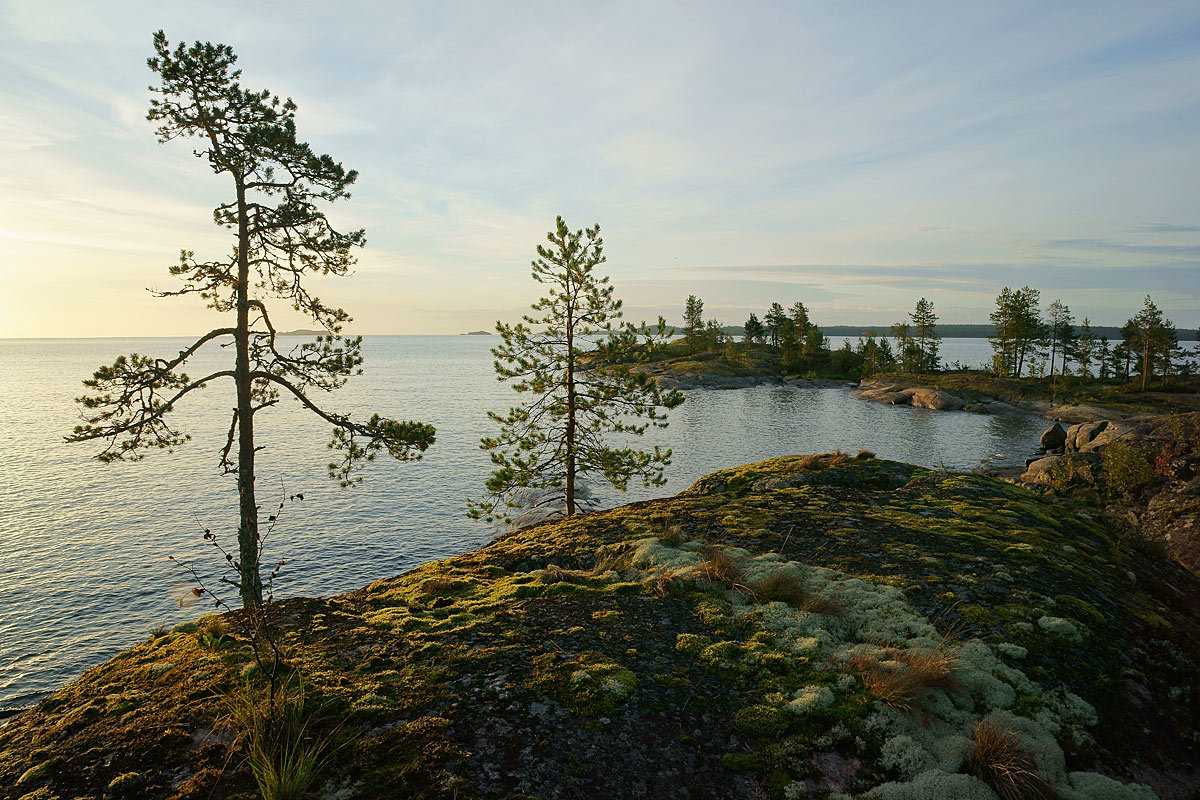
<box><xmin>680</xmin><ymin>290</ymin><xmax>1193</xmax><ymax>386</ymax></box>
<box><xmin>986</xmin><ymin>288</ymin><xmax>1187</xmax><ymax>386</ymax></box>
<box><xmin>681</xmin><ymin>295</ymin><xmax>943</xmax><ymax>378</ymax></box>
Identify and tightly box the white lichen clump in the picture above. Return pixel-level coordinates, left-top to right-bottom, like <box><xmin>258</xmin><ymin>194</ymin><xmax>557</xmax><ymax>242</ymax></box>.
<box><xmin>627</xmin><ymin>537</ymin><xmax>1153</xmax><ymax>799</ymax></box>
<box><xmin>1038</xmin><ymin>615</ymin><xmax>1085</xmax><ymax>643</ymax></box>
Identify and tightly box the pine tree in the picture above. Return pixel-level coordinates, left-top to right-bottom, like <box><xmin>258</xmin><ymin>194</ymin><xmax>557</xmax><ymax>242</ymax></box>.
<box><xmin>1045</xmin><ymin>300</ymin><xmax>1073</xmax><ymax>377</ymax></box>
<box><xmin>909</xmin><ymin>297</ymin><xmax>940</xmax><ymax>373</ymax></box>
<box><xmin>66</xmin><ymin>33</ymin><xmax>435</xmax><ymax>608</ymax></box>
<box><xmin>1125</xmin><ymin>295</ymin><xmax>1177</xmax><ymax>390</ymax></box>
<box><xmin>764</xmin><ymin>303</ymin><xmax>786</xmax><ymax>348</ymax></box>
<box><xmin>743</xmin><ymin>313</ymin><xmax>766</xmax><ymax>346</ymax></box>
<box><xmin>988</xmin><ymin>287</ymin><xmax>1046</xmax><ymax>378</ymax></box>
<box><xmin>683</xmin><ymin>295</ymin><xmax>704</xmax><ymax>353</ymax></box>
<box><xmin>470</xmin><ymin>217</ymin><xmax>683</xmax><ymax>521</ymax></box>
<box><xmin>1076</xmin><ymin>318</ymin><xmax>1096</xmax><ymax>378</ymax></box>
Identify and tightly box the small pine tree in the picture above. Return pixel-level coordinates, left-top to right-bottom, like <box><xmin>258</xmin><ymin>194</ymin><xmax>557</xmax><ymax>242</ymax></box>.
<box><xmin>909</xmin><ymin>298</ymin><xmax>940</xmax><ymax>373</ymax></box>
<box><xmin>683</xmin><ymin>295</ymin><xmax>705</xmax><ymax>353</ymax></box>
<box><xmin>470</xmin><ymin>217</ymin><xmax>684</xmax><ymax>521</ymax></box>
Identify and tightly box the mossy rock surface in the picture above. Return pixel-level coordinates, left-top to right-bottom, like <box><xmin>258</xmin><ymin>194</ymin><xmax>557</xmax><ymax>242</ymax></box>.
<box><xmin>1</xmin><ymin>455</ymin><xmax>1198</xmax><ymax>800</ymax></box>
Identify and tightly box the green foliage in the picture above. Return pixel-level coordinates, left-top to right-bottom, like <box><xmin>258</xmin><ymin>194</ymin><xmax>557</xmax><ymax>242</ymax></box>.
<box><xmin>989</xmin><ymin>286</ymin><xmax>1047</xmax><ymax>378</ymax></box>
<box><xmin>910</xmin><ymin>297</ymin><xmax>941</xmax><ymax>374</ymax></box>
<box><xmin>1102</xmin><ymin>442</ymin><xmax>1157</xmax><ymax>500</ymax></box>
<box><xmin>1124</xmin><ymin>295</ymin><xmax>1178</xmax><ymax>389</ymax></box>
<box><xmin>683</xmin><ymin>295</ymin><xmax>705</xmax><ymax>352</ymax></box>
<box><xmin>470</xmin><ymin>217</ymin><xmax>683</xmax><ymax>521</ymax></box>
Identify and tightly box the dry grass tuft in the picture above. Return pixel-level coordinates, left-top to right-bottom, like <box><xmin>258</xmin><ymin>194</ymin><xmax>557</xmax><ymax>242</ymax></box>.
<box><xmin>792</xmin><ymin>454</ymin><xmax>824</xmax><ymax>470</ymax></box>
<box><xmin>847</xmin><ymin>638</ymin><xmax>960</xmax><ymax>710</ymax></box>
<box><xmin>749</xmin><ymin>571</ymin><xmax>846</xmax><ymax>615</ymax></box>
<box><xmin>855</xmin><ymin>448</ymin><xmax>876</xmax><ymax>460</ymax></box>
<box><xmin>827</xmin><ymin>449</ymin><xmax>850</xmax><ymax>467</ymax></box>
<box><xmin>590</xmin><ymin>547</ymin><xmax>633</xmax><ymax>576</ymax></box>
<box><xmin>697</xmin><ymin>544</ymin><xmax>744</xmax><ymax>587</ymax></box>
<box><xmin>967</xmin><ymin>719</ymin><xmax>1054</xmax><ymax>800</ymax></box>
<box><xmin>222</xmin><ymin>676</ymin><xmax>344</xmax><ymax>800</ymax></box>
<box><xmin>538</xmin><ymin>565</ymin><xmax>592</xmax><ymax>584</ymax></box>
<box><xmin>647</xmin><ymin>567</ymin><xmax>685</xmax><ymax>597</ymax></box>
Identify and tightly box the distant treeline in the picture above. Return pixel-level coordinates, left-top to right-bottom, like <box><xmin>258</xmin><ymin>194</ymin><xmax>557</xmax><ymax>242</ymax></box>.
<box><xmin>687</xmin><ymin>323</ymin><xmax>1196</xmax><ymax>340</ymax></box>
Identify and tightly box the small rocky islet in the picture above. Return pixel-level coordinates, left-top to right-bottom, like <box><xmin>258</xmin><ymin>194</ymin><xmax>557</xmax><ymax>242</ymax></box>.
<box><xmin>4</xmin><ymin>453</ymin><xmax>1199</xmax><ymax>800</ymax></box>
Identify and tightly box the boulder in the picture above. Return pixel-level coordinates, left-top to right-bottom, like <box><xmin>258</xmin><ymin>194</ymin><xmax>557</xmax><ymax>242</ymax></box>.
<box><xmin>1020</xmin><ymin>452</ymin><xmax>1101</xmax><ymax>486</ymax></box>
<box><xmin>909</xmin><ymin>388</ymin><xmax>966</xmax><ymax>411</ymax></box>
<box><xmin>1065</xmin><ymin>420</ymin><xmax>1109</xmax><ymax>453</ymax></box>
<box><xmin>1040</xmin><ymin>423</ymin><xmax>1068</xmax><ymax>452</ymax></box>
<box><xmin>506</xmin><ymin>482</ymin><xmax>601</xmax><ymax>532</ymax></box>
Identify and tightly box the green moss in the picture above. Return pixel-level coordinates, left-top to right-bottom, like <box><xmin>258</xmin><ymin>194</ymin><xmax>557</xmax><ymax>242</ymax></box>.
<box><xmin>721</xmin><ymin>751</ymin><xmax>763</xmax><ymax>772</ymax></box>
<box><xmin>16</xmin><ymin>762</ymin><xmax>52</xmax><ymax>787</ymax></box>
<box><xmin>733</xmin><ymin>704</ymin><xmax>789</xmax><ymax>739</ymax></box>
<box><xmin>106</xmin><ymin>772</ymin><xmax>140</xmax><ymax>792</ymax></box>
<box><xmin>529</xmin><ymin>651</ymin><xmax>637</xmax><ymax>716</ymax></box>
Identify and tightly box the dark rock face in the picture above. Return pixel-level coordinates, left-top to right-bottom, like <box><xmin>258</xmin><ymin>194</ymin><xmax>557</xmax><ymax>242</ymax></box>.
<box><xmin>1040</xmin><ymin>422</ymin><xmax>1068</xmax><ymax>452</ymax></box>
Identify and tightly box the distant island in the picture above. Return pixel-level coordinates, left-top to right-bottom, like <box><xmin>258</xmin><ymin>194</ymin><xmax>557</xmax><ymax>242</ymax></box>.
<box><xmin>278</xmin><ymin>328</ymin><xmax>327</xmax><ymax>336</ymax></box>
<box><xmin>461</xmin><ymin>330</ymin><xmax>493</xmax><ymax>335</ymax></box>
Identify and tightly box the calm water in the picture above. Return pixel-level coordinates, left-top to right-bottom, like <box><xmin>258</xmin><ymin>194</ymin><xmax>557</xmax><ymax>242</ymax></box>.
<box><xmin>0</xmin><ymin>336</ymin><xmax>1044</xmax><ymax>715</ymax></box>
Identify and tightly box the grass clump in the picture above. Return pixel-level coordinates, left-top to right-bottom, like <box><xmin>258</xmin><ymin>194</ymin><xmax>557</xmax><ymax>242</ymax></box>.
<box><xmin>697</xmin><ymin>544</ymin><xmax>745</xmax><ymax>588</ymax></box>
<box><xmin>848</xmin><ymin>639</ymin><xmax>959</xmax><ymax>711</ymax></box>
<box><xmin>966</xmin><ymin>719</ymin><xmax>1053</xmax><ymax>800</ymax></box>
<box><xmin>748</xmin><ymin>570</ymin><xmax>845</xmax><ymax>615</ymax></box>
<box><xmin>221</xmin><ymin>675</ymin><xmax>343</xmax><ymax>800</ymax></box>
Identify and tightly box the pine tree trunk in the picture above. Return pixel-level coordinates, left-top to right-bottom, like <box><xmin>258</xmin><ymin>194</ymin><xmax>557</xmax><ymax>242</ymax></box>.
<box><xmin>564</xmin><ymin>276</ymin><xmax>576</xmax><ymax>518</ymax></box>
<box><xmin>1142</xmin><ymin>337</ymin><xmax>1150</xmax><ymax>391</ymax></box>
<box><xmin>235</xmin><ymin>180</ymin><xmax>262</xmax><ymax>608</ymax></box>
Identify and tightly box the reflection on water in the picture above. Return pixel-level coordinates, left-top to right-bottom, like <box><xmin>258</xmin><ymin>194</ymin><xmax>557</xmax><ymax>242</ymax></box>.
<box><xmin>0</xmin><ymin>336</ymin><xmax>1044</xmax><ymax>713</ymax></box>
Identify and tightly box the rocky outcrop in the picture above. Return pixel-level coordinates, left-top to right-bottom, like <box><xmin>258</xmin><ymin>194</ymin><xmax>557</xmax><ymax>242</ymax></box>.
<box><xmin>506</xmin><ymin>482</ymin><xmax>602</xmax><ymax>532</ymax></box>
<box><xmin>631</xmin><ymin>364</ymin><xmax>782</xmax><ymax>390</ymax></box>
<box><xmin>1064</xmin><ymin>420</ymin><xmax>1109</xmax><ymax>452</ymax></box>
<box><xmin>852</xmin><ymin>380</ymin><xmax>968</xmax><ymax>412</ymax></box>
<box><xmin>4</xmin><ymin>455</ymin><xmax>1198</xmax><ymax>799</ymax></box>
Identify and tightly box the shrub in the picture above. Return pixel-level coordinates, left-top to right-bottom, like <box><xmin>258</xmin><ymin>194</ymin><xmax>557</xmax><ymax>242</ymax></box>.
<box><xmin>1102</xmin><ymin>442</ymin><xmax>1157</xmax><ymax>499</ymax></box>
<box><xmin>966</xmin><ymin>719</ymin><xmax>1053</xmax><ymax>800</ymax></box>
<box><xmin>855</xmin><ymin>449</ymin><xmax>877</xmax><ymax>460</ymax></box>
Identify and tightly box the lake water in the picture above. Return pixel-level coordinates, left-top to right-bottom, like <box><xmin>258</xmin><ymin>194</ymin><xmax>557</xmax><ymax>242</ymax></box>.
<box><xmin>0</xmin><ymin>336</ymin><xmax>1045</xmax><ymax>716</ymax></box>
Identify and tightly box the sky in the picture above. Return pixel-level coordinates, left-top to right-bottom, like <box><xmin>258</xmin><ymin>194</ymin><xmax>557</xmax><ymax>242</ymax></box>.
<box><xmin>1</xmin><ymin>0</ymin><xmax>1198</xmax><ymax>337</ymax></box>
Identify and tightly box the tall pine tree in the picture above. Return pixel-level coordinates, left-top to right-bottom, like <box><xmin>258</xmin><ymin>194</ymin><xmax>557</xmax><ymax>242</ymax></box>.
<box><xmin>67</xmin><ymin>33</ymin><xmax>435</xmax><ymax>608</ymax></box>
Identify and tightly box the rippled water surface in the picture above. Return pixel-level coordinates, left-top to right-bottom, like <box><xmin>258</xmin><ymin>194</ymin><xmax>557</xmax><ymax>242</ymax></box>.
<box><xmin>0</xmin><ymin>336</ymin><xmax>1044</xmax><ymax>713</ymax></box>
